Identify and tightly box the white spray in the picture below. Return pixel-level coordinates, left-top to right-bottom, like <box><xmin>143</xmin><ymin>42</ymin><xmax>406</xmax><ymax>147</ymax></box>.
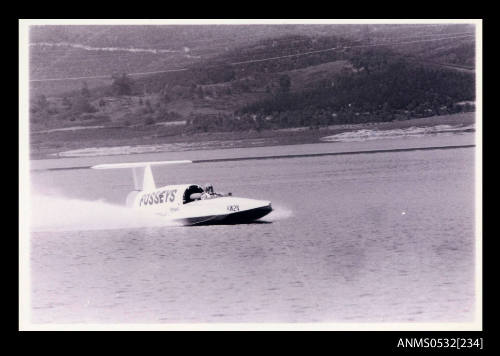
<box><xmin>30</xmin><ymin>194</ymin><xmax>181</xmax><ymax>232</ymax></box>
<box><xmin>29</xmin><ymin>193</ymin><xmax>293</xmax><ymax>232</ymax></box>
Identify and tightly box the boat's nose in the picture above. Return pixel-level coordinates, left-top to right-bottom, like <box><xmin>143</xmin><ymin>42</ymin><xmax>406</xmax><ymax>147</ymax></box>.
<box><xmin>256</xmin><ymin>200</ymin><xmax>272</xmax><ymax>212</ymax></box>
<box><xmin>258</xmin><ymin>201</ymin><xmax>273</xmax><ymax>215</ymax></box>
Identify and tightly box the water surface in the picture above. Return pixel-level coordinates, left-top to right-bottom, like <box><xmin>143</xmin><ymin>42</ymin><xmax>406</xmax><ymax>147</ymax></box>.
<box><xmin>29</xmin><ymin>134</ymin><xmax>476</xmax><ymax>323</ymax></box>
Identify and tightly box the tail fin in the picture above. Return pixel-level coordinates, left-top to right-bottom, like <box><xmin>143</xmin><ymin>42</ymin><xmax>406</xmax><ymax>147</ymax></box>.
<box><xmin>91</xmin><ymin>160</ymin><xmax>192</xmax><ymax>191</ymax></box>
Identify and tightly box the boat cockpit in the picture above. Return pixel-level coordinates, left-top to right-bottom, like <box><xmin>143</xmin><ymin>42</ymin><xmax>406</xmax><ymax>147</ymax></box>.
<box><xmin>183</xmin><ymin>184</ymin><xmax>205</xmax><ymax>204</ymax></box>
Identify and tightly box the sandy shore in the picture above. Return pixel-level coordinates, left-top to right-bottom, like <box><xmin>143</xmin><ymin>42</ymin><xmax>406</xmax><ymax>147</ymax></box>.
<box><xmin>29</xmin><ymin>112</ymin><xmax>475</xmax><ymax>160</ymax></box>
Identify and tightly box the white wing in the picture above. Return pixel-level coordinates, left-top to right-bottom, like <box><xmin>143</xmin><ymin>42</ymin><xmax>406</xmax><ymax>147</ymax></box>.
<box><xmin>91</xmin><ymin>160</ymin><xmax>192</xmax><ymax>191</ymax></box>
<box><xmin>91</xmin><ymin>160</ymin><xmax>192</xmax><ymax>170</ymax></box>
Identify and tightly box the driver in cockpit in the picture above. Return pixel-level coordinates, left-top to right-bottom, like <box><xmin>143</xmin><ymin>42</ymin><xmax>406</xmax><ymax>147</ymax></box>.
<box><xmin>200</xmin><ymin>183</ymin><xmax>215</xmax><ymax>200</ymax></box>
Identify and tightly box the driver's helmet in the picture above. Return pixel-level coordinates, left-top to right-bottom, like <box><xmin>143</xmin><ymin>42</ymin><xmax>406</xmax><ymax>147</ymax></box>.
<box><xmin>204</xmin><ymin>183</ymin><xmax>214</xmax><ymax>194</ymax></box>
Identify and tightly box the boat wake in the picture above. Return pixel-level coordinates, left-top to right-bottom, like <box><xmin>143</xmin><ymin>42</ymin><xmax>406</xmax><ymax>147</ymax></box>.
<box><xmin>265</xmin><ymin>205</ymin><xmax>293</xmax><ymax>222</ymax></box>
<box><xmin>30</xmin><ymin>194</ymin><xmax>181</xmax><ymax>232</ymax></box>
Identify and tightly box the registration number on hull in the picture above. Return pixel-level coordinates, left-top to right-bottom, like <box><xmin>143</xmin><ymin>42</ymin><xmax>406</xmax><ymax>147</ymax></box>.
<box><xmin>227</xmin><ymin>205</ymin><xmax>240</xmax><ymax>212</ymax></box>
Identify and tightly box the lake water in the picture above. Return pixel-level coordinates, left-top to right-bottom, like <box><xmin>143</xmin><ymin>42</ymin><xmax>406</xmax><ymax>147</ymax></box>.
<box><xmin>28</xmin><ymin>133</ymin><xmax>477</xmax><ymax>324</ymax></box>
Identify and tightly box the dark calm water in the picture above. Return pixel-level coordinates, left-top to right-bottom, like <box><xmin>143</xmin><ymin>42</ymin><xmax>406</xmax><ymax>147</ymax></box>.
<box><xmin>29</xmin><ymin>134</ymin><xmax>476</xmax><ymax>323</ymax></box>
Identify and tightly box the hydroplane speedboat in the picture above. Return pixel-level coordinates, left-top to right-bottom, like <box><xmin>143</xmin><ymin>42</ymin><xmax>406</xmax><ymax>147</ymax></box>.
<box><xmin>91</xmin><ymin>160</ymin><xmax>272</xmax><ymax>225</ymax></box>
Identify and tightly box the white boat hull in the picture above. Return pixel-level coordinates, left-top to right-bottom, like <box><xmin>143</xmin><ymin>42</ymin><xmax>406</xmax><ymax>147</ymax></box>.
<box><xmin>171</xmin><ymin>197</ymin><xmax>273</xmax><ymax>225</ymax></box>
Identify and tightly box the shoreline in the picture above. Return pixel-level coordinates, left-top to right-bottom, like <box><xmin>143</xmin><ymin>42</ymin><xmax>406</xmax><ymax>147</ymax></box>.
<box><xmin>29</xmin><ymin>112</ymin><xmax>475</xmax><ymax>160</ymax></box>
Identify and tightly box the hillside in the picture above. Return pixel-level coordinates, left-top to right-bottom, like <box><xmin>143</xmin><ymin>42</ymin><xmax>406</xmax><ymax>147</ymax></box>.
<box><xmin>29</xmin><ymin>24</ymin><xmax>475</xmax><ymax>96</ymax></box>
<box><xmin>28</xmin><ymin>24</ymin><xmax>476</xmax><ymax>157</ymax></box>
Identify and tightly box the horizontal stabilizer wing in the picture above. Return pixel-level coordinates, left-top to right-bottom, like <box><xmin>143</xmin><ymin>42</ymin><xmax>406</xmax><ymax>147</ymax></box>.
<box><xmin>91</xmin><ymin>160</ymin><xmax>192</xmax><ymax>191</ymax></box>
<box><xmin>91</xmin><ymin>160</ymin><xmax>192</xmax><ymax>170</ymax></box>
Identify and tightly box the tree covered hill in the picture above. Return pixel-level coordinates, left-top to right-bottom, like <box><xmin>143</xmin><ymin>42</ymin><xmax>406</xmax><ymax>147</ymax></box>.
<box><xmin>29</xmin><ymin>26</ymin><xmax>475</xmax><ymax>135</ymax></box>
<box><xmin>29</xmin><ymin>23</ymin><xmax>474</xmax><ymax>96</ymax></box>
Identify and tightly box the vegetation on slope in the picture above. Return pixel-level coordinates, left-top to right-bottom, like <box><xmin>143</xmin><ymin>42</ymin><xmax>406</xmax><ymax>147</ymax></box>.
<box><xmin>29</xmin><ymin>31</ymin><xmax>475</xmax><ymax>137</ymax></box>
